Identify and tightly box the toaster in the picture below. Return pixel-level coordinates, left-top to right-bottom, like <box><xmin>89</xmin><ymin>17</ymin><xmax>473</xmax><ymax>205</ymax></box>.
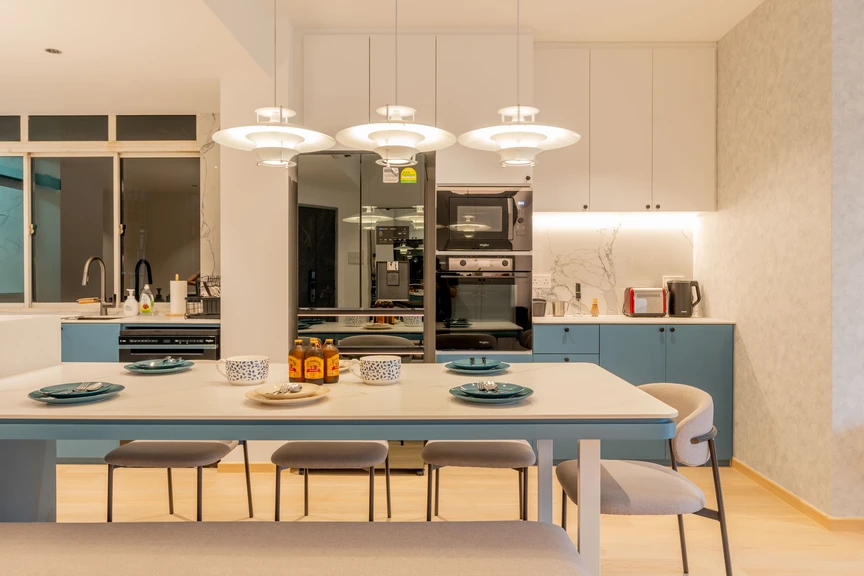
<box><xmin>622</xmin><ymin>287</ymin><xmax>667</xmax><ymax>317</ymax></box>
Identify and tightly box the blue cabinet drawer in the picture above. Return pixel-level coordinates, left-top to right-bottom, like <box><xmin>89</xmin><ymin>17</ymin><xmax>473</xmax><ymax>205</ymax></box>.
<box><xmin>533</xmin><ymin>325</ymin><xmax>599</xmax><ymax>354</ymax></box>
<box><xmin>534</xmin><ymin>353</ymin><xmax>598</xmax><ymax>364</ymax></box>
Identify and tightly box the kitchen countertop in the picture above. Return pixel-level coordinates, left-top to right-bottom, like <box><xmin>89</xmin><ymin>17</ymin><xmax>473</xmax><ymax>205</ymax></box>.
<box><xmin>533</xmin><ymin>315</ymin><xmax>734</xmax><ymax>325</ymax></box>
<box><xmin>60</xmin><ymin>315</ymin><xmax>220</xmax><ymax>325</ymax></box>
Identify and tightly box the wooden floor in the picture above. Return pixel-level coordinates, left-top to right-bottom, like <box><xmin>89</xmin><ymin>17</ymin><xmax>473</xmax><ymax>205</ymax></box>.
<box><xmin>57</xmin><ymin>464</ymin><xmax>864</xmax><ymax>575</ymax></box>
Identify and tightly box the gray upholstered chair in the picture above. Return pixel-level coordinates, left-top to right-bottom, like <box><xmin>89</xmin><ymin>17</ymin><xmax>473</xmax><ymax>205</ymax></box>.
<box><xmin>557</xmin><ymin>383</ymin><xmax>732</xmax><ymax>576</ymax></box>
<box><xmin>271</xmin><ymin>441</ymin><xmax>391</xmax><ymax>522</ymax></box>
<box><xmin>422</xmin><ymin>440</ymin><xmax>536</xmax><ymax>521</ymax></box>
<box><xmin>105</xmin><ymin>440</ymin><xmax>252</xmax><ymax>522</ymax></box>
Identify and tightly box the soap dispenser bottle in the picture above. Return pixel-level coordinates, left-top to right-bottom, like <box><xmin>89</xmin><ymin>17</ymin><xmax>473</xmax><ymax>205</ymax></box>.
<box><xmin>123</xmin><ymin>289</ymin><xmax>139</xmax><ymax>316</ymax></box>
<box><xmin>140</xmin><ymin>284</ymin><xmax>154</xmax><ymax>315</ymax></box>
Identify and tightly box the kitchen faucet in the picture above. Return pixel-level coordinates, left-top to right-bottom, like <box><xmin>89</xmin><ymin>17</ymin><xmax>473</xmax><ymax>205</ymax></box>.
<box><xmin>134</xmin><ymin>258</ymin><xmax>152</xmax><ymax>300</ymax></box>
<box><xmin>81</xmin><ymin>256</ymin><xmax>114</xmax><ymax>316</ymax></box>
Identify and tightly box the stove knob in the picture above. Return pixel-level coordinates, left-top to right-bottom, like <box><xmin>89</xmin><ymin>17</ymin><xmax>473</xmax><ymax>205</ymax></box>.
<box><xmin>501</xmin><ymin>260</ymin><xmax>509</xmax><ymax>267</ymax></box>
<box><xmin>459</xmin><ymin>260</ymin><xmax>467</xmax><ymax>267</ymax></box>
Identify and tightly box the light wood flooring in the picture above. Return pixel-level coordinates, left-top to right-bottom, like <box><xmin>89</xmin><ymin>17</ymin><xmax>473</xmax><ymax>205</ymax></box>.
<box><xmin>57</xmin><ymin>464</ymin><xmax>864</xmax><ymax>575</ymax></box>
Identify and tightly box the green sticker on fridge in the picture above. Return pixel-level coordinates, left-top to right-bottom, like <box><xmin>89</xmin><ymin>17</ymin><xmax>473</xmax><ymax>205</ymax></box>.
<box><xmin>400</xmin><ymin>167</ymin><xmax>417</xmax><ymax>184</ymax></box>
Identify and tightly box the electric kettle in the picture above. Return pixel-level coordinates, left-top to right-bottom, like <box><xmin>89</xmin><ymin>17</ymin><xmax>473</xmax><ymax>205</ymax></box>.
<box><xmin>667</xmin><ymin>280</ymin><xmax>702</xmax><ymax>317</ymax></box>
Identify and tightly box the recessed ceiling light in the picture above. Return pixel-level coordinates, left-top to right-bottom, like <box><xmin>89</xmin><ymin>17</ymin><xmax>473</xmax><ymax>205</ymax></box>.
<box><xmin>44</xmin><ymin>48</ymin><xmax>62</xmax><ymax>54</ymax></box>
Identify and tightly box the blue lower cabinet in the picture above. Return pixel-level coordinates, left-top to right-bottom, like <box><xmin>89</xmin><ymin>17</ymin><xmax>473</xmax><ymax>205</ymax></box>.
<box><xmin>533</xmin><ymin>325</ymin><xmax>599</xmax><ymax>354</ymax></box>
<box><xmin>61</xmin><ymin>324</ymin><xmax>121</xmax><ymax>362</ymax></box>
<box><xmin>599</xmin><ymin>325</ymin><xmax>667</xmax><ymax>385</ymax></box>
<box><xmin>435</xmin><ymin>352</ymin><xmax>534</xmax><ymax>364</ymax></box>
<box><xmin>665</xmin><ymin>325</ymin><xmax>733</xmax><ymax>462</ymax></box>
<box><xmin>534</xmin><ymin>353</ymin><xmax>598</xmax><ymax>364</ymax></box>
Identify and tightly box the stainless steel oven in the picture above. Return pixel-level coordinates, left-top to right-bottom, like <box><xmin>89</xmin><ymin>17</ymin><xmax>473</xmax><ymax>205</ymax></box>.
<box><xmin>436</xmin><ymin>187</ymin><xmax>532</xmax><ymax>251</ymax></box>
<box><xmin>435</xmin><ymin>255</ymin><xmax>532</xmax><ymax>352</ymax></box>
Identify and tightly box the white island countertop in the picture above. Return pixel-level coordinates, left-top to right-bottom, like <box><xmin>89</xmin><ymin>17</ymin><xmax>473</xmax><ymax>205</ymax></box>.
<box><xmin>0</xmin><ymin>362</ymin><xmax>677</xmax><ymax>422</ymax></box>
<box><xmin>533</xmin><ymin>315</ymin><xmax>734</xmax><ymax>325</ymax></box>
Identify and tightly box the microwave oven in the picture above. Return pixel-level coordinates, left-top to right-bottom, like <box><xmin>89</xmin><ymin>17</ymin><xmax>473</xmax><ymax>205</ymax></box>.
<box><xmin>436</xmin><ymin>187</ymin><xmax>532</xmax><ymax>251</ymax></box>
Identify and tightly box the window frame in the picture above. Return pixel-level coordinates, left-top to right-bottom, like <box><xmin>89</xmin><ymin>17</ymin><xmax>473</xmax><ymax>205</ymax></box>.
<box><xmin>0</xmin><ymin>114</ymin><xmax>200</xmax><ymax>309</ymax></box>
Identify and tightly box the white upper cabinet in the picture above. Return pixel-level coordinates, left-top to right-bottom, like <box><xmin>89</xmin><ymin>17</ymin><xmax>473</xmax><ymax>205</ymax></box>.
<box><xmin>532</xmin><ymin>47</ymin><xmax>590</xmax><ymax>212</ymax></box>
<box><xmin>589</xmin><ymin>49</ymin><xmax>653</xmax><ymax>212</ymax></box>
<box><xmin>652</xmin><ymin>48</ymin><xmax>717</xmax><ymax>211</ymax></box>
<box><xmin>435</xmin><ymin>34</ymin><xmax>534</xmax><ymax>186</ymax></box>
<box><xmin>303</xmin><ymin>34</ymin><xmax>370</xmax><ymax>139</ymax></box>
<box><xmin>369</xmin><ymin>35</ymin><xmax>436</xmax><ymax>125</ymax></box>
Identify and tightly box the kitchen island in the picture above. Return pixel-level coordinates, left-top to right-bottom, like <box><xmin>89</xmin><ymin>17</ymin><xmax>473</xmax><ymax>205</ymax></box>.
<box><xmin>0</xmin><ymin>362</ymin><xmax>676</xmax><ymax>576</ymax></box>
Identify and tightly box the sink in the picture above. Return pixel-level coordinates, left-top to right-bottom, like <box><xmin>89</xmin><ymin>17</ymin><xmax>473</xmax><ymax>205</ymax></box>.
<box><xmin>64</xmin><ymin>315</ymin><xmax>126</xmax><ymax>321</ymax></box>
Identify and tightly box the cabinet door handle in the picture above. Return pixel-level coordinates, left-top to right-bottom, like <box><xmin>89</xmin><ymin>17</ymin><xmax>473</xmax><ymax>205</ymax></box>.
<box><xmin>656</xmin><ymin>204</ymin><xmax>661</xmax><ymax>210</ymax></box>
<box><xmin>659</xmin><ymin>327</ymin><xmax>665</xmax><ymax>332</ymax></box>
<box><xmin>564</xmin><ymin>357</ymin><xmax>570</xmax><ymax>362</ymax></box>
<box><xmin>583</xmin><ymin>204</ymin><xmax>588</xmax><ymax>210</ymax></box>
<box><xmin>564</xmin><ymin>327</ymin><xmax>570</xmax><ymax>332</ymax></box>
<box><xmin>670</xmin><ymin>327</ymin><xmax>675</xmax><ymax>332</ymax></box>
<box><xmin>646</xmin><ymin>204</ymin><xmax>651</xmax><ymax>210</ymax></box>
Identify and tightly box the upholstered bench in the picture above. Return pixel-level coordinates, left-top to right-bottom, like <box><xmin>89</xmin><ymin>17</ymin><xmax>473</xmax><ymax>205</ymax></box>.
<box><xmin>0</xmin><ymin>521</ymin><xmax>587</xmax><ymax>575</ymax></box>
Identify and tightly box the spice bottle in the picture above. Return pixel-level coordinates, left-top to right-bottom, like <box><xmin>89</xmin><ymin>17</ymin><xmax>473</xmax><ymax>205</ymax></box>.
<box><xmin>323</xmin><ymin>338</ymin><xmax>340</xmax><ymax>384</ymax></box>
<box><xmin>304</xmin><ymin>338</ymin><xmax>324</xmax><ymax>384</ymax></box>
<box><xmin>590</xmin><ymin>297</ymin><xmax>600</xmax><ymax>317</ymax></box>
<box><xmin>289</xmin><ymin>339</ymin><xmax>306</xmax><ymax>383</ymax></box>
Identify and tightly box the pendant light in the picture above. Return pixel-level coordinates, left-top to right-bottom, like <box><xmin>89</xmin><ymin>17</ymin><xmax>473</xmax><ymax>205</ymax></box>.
<box><xmin>343</xmin><ymin>206</ymin><xmax>393</xmax><ymax>230</ymax></box>
<box><xmin>395</xmin><ymin>205</ymin><xmax>425</xmax><ymax>229</ymax></box>
<box><xmin>335</xmin><ymin>0</ymin><xmax>456</xmax><ymax>166</ymax></box>
<box><xmin>449</xmin><ymin>214</ymin><xmax>491</xmax><ymax>238</ymax></box>
<box><xmin>457</xmin><ymin>0</ymin><xmax>580</xmax><ymax>167</ymax></box>
<box><xmin>212</xmin><ymin>0</ymin><xmax>335</xmax><ymax>167</ymax></box>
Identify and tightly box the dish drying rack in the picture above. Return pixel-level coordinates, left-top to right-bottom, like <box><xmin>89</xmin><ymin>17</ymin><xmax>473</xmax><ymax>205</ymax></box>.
<box><xmin>186</xmin><ymin>275</ymin><xmax>221</xmax><ymax>319</ymax></box>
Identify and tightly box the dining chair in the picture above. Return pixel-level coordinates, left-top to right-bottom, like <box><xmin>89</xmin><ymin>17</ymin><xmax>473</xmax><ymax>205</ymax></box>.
<box><xmin>422</xmin><ymin>440</ymin><xmax>536</xmax><ymax>521</ymax></box>
<box><xmin>105</xmin><ymin>440</ymin><xmax>252</xmax><ymax>522</ymax></box>
<box><xmin>271</xmin><ymin>441</ymin><xmax>391</xmax><ymax>522</ymax></box>
<box><xmin>557</xmin><ymin>383</ymin><xmax>732</xmax><ymax>576</ymax></box>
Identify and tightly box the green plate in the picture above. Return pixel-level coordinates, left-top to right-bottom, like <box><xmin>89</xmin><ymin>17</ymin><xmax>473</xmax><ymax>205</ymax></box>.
<box><xmin>38</xmin><ymin>382</ymin><xmax>118</xmax><ymax>398</ymax></box>
<box><xmin>129</xmin><ymin>358</ymin><xmax>188</xmax><ymax>370</ymax></box>
<box><xmin>445</xmin><ymin>362</ymin><xmax>510</xmax><ymax>376</ymax></box>
<box><xmin>448</xmin><ymin>387</ymin><xmax>534</xmax><ymax>405</ymax></box>
<box><xmin>457</xmin><ymin>381</ymin><xmax>524</xmax><ymax>398</ymax></box>
<box><xmin>29</xmin><ymin>385</ymin><xmax>124</xmax><ymax>405</ymax></box>
<box><xmin>124</xmin><ymin>362</ymin><xmax>194</xmax><ymax>375</ymax></box>
<box><xmin>451</xmin><ymin>358</ymin><xmax>503</xmax><ymax>370</ymax></box>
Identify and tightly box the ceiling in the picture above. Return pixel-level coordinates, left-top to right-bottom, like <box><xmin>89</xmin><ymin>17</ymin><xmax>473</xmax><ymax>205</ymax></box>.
<box><xmin>282</xmin><ymin>0</ymin><xmax>768</xmax><ymax>42</ymax></box>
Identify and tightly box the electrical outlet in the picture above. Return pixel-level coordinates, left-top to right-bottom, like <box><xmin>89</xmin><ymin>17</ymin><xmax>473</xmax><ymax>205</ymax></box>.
<box><xmin>533</xmin><ymin>275</ymin><xmax>552</xmax><ymax>289</ymax></box>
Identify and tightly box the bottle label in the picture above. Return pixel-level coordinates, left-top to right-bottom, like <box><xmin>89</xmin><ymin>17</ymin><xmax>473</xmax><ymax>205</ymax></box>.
<box><xmin>305</xmin><ymin>357</ymin><xmax>324</xmax><ymax>379</ymax></box>
<box><xmin>289</xmin><ymin>356</ymin><xmax>303</xmax><ymax>379</ymax></box>
<box><xmin>326</xmin><ymin>354</ymin><xmax>340</xmax><ymax>376</ymax></box>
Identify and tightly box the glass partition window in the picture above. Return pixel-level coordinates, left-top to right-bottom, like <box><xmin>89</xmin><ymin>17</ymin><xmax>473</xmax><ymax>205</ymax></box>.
<box><xmin>121</xmin><ymin>158</ymin><xmax>200</xmax><ymax>300</ymax></box>
<box><xmin>0</xmin><ymin>157</ymin><xmax>24</xmax><ymax>302</ymax></box>
<box><xmin>0</xmin><ymin>117</ymin><xmax>21</xmax><ymax>141</ymax></box>
<box><xmin>116</xmin><ymin>115</ymin><xmax>196</xmax><ymax>141</ymax></box>
<box><xmin>31</xmin><ymin>157</ymin><xmax>114</xmax><ymax>302</ymax></box>
<box><xmin>28</xmin><ymin>116</ymin><xmax>109</xmax><ymax>141</ymax></box>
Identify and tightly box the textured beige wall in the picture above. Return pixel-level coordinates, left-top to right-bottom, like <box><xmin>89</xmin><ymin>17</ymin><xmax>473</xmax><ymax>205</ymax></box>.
<box><xmin>694</xmin><ymin>0</ymin><xmax>834</xmax><ymax>512</ymax></box>
<box><xmin>831</xmin><ymin>0</ymin><xmax>864</xmax><ymax>517</ymax></box>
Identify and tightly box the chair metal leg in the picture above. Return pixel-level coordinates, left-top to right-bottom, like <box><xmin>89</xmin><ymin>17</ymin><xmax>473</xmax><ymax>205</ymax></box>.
<box><xmin>304</xmin><ymin>468</ymin><xmax>309</xmax><ymax>516</ymax></box>
<box><xmin>167</xmin><ymin>468</ymin><xmax>174</xmax><ymax>515</ymax></box>
<box><xmin>196</xmin><ymin>466</ymin><xmax>203</xmax><ymax>522</ymax></box>
<box><xmin>671</xmin><ymin>440</ymin><xmax>689</xmax><ymax>574</ymax></box>
<box><xmin>561</xmin><ymin>488</ymin><xmax>567</xmax><ymax>530</ymax></box>
<box><xmin>368</xmin><ymin>466</ymin><xmax>375</xmax><ymax>522</ymax></box>
<box><xmin>425</xmin><ymin>464</ymin><xmax>433</xmax><ymax>521</ymax></box>
<box><xmin>385</xmin><ymin>456</ymin><xmax>392</xmax><ymax>519</ymax></box>
<box><xmin>709</xmin><ymin>439</ymin><xmax>733</xmax><ymax>576</ymax></box>
<box><xmin>274</xmin><ymin>466</ymin><xmax>282</xmax><ymax>522</ymax></box>
<box><xmin>521</xmin><ymin>467</ymin><xmax>529</xmax><ymax>521</ymax></box>
<box><xmin>241</xmin><ymin>440</ymin><xmax>253</xmax><ymax>518</ymax></box>
<box><xmin>518</xmin><ymin>468</ymin><xmax>524</xmax><ymax>520</ymax></box>
<box><xmin>434</xmin><ymin>467</ymin><xmax>440</xmax><ymax>516</ymax></box>
<box><xmin>107</xmin><ymin>464</ymin><xmax>115</xmax><ymax>522</ymax></box>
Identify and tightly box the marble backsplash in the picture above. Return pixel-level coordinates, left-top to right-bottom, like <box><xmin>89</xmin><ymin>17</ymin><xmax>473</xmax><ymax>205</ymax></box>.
<box><xmin>532</xmin><ymin>217</ymin><xmax>694</xmax><ymax>315</ymax></box>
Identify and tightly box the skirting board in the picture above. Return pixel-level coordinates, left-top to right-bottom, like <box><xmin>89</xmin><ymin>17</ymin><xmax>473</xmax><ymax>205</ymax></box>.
<box><xmin>731</xmin><ymin>458</ymin><xmax>864</xmax><ymax>532</ymax></box>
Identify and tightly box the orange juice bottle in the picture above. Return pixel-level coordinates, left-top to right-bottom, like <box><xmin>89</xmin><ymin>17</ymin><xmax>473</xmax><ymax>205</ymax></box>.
<box><xmin>323</xmin><ymin>339</ymin><xmax>340</xmax><ymax>384</ymax></box>
<box><xmin>289</xmin><ymin>339</ymin><xmax>306</xmax><ymax>383</ymax></box>
<box><xmin>304</xmin><ymin>338</ymin><xmax>324</xmax><ymax>384</ymax></box>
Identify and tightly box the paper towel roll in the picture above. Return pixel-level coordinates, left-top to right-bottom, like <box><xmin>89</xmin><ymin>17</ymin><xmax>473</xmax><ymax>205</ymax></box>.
<box><xmin>170</xmin><ymin>280</ymin><xmax>187</xmax><ymax>316</ymax></box>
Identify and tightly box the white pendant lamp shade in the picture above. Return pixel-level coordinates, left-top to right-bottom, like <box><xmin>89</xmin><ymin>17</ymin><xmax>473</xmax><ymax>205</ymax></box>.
<box><xmin>458</xmin><ymin>105</ymin><xmax>580</xmax><ymax>167</ymax></box>
<box><xmin>336</xmin><ymin>106</ymin><xmax>456</xmax><ymax>167</ymax></box>
<box><xmin>213</xmin><ymin>106</ymin><xmax>335</xmax><ymax>168</ymax></box>
<box><xmin>448</xmin><ymin>214</ymin><xmax>491</xmax><ymax>238</ymax></box>
<box><xmin>343</xmin><ymin>206</ymin><xmax>393</xmax><ymax>230</ymax></box>
<box><xmin>395</xmin><ymin>205</ymin><xmax>425</xmax><ymax>228</ymax></box>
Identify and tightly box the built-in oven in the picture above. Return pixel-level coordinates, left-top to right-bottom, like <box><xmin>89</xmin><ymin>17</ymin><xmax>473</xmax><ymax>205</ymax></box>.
<box><xmin>435</xmin><ymin>255</ymin><xmax>532</xmax><ymax>352</ymax></box>
<box><xmin>118</xmin><ymin>327</ymin><xmax>220</xmax><ymax>362</ymax></box>
<box><xmin>436</xmin><ymin>187</ymin><xmax>532</xmax><ymax>251</ymax></box>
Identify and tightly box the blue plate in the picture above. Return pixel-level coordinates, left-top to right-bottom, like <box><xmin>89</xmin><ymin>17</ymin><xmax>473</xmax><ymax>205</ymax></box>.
<box><xmin>124</xmin><ymin>362</ymin><xmax>194</xmax><ymax>375</ymax></box>
<box><xmin>458</xmin><ymin>382</ymin><xmax>525</xmax><ymax>398</ymax></box>
<box><xmin>38</xmin><ymin>382</ymin><xmax>116</xmax><ymax>398</ymax></box>
<box><xmin>451</xmin><ymin>358</ymin><xmax>503</xmax><ymax>370</ymax></box>
<box><xmin>129</xmin><ymin>358</ymin><xmax>188</xmax><ymax>370</ymax></box>
<box><xmin>448</xmin><ymin>387</ymin><xmax>534</xmax><ymax>405</ymax></box>
<box><xmin>29</xmin><ymin>385</ymin><xmax>124</xmax><ymax>405</ymax></box>
<box><xmin>445</xmin><ymin>362</ymin><xmax>510</xmax><ymax>376</ymax></box>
